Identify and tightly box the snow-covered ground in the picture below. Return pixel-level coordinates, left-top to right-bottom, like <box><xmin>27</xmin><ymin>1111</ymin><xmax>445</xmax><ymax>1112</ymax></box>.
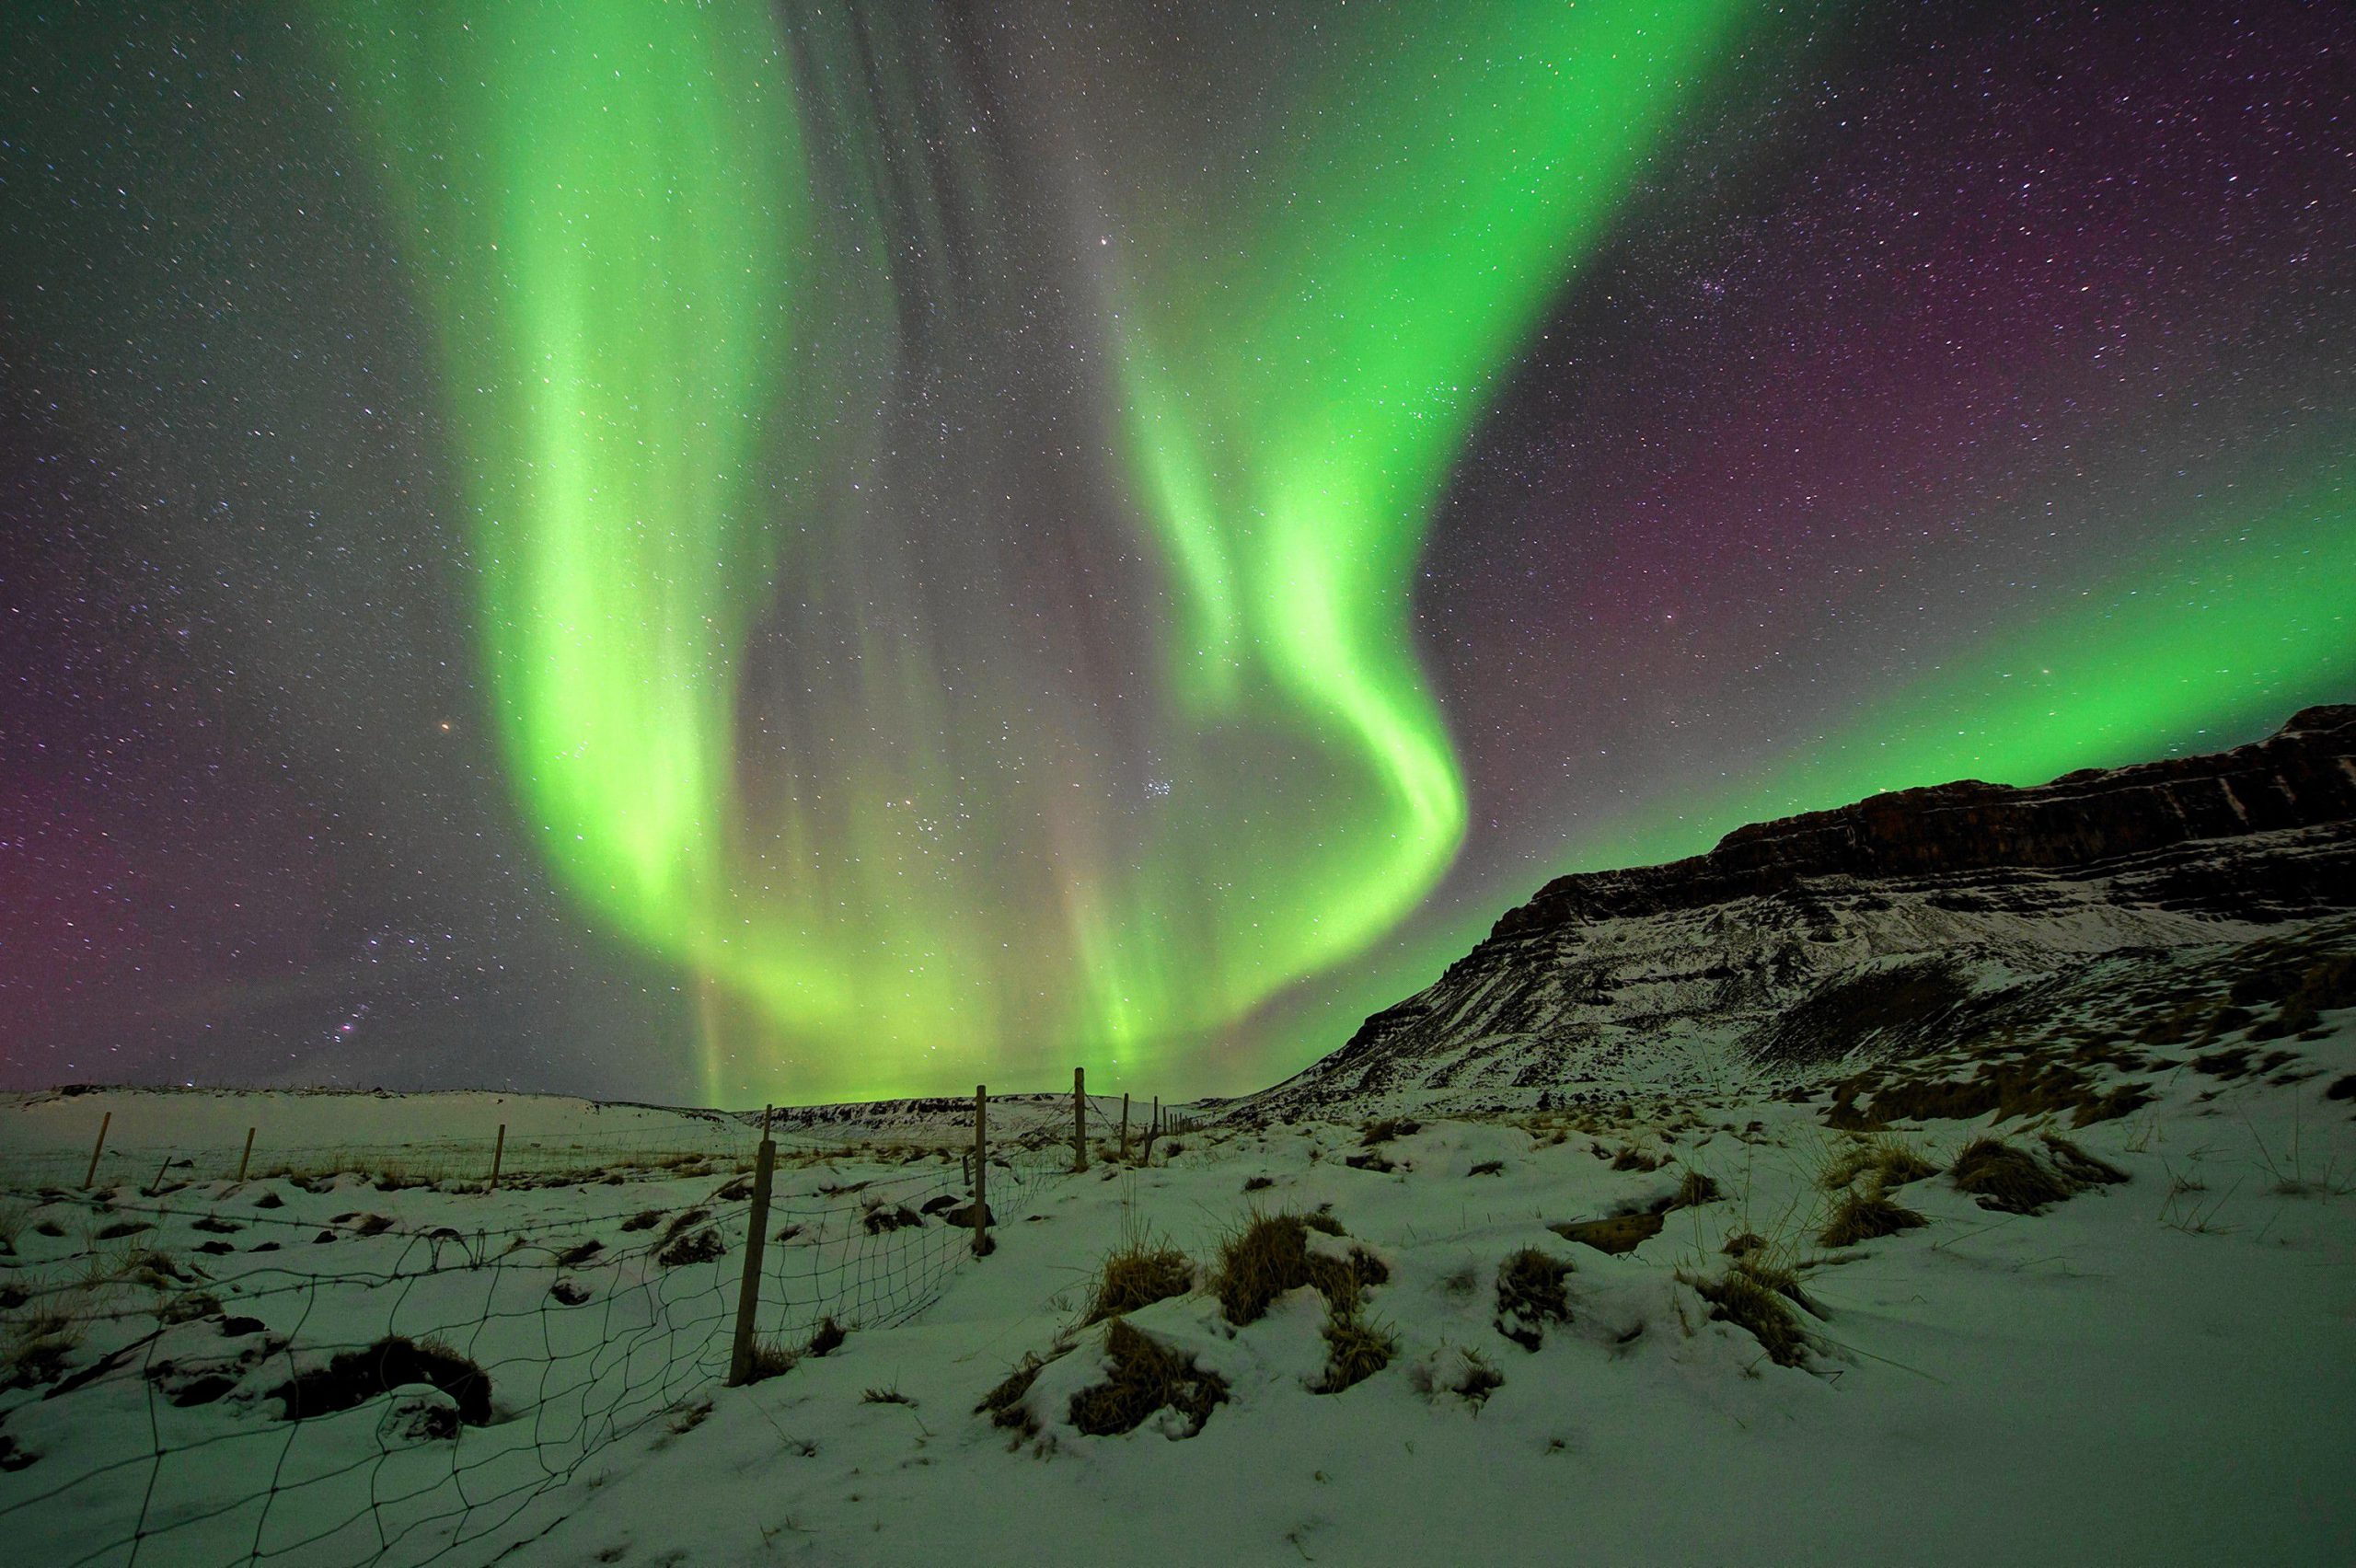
<box><xmin>4</xmin><ymin>1020</ymin><xmax>2353</xmax><ymax>1566</ymax></box>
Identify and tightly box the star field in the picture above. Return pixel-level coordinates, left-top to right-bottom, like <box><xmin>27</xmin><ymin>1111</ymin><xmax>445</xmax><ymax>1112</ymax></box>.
<box><xmin>2</xmin><ymin>2</ymin><xmax>2350</xmax><ymax>1103</ymax></box>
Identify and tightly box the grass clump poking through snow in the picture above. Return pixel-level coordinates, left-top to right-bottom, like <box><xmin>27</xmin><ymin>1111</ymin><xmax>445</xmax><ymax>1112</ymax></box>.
<box><xmin>1950</xmin><ymin>1136</ymin><xmax>2076</xmax><ymax>1215</ymax></box>
<box><xmin>1819</xmin><ymin>1134</ymin><xmax>1941</xmax><ymax>1193</ymax></box>
<box><xmin>1316</xmin><ymin>1313</ymin><xmax>1396</xmax><ymax>1393</ymax></box>
<box><xmin>1819</xmin><ymin>1188</ymin><xmax>1928</xmax><ymax>1249</ymax></box>
<box><xmin>1493</xmin><ymin>1249</ymin><xmax>1573</xmax><ymax>1351</ymax></box>
<box><xmin>1079</xmin><ymin>1231</ymin><xmax>1194</xmax><ymax>1326</ymax></box>
<box><xmin>738</xmin><ymin>1340</ymin><xmax>799</xmax><ymax>1385</ymax></box>
<box><xmin>656</xmin><ymin>1226</ymin><xmax>726</xmax><ymax>1267</ymax></box>
<box><xmin>1214</xmin><ymin>1212</ymin><xmax>1362</xmax><ymax>1325</ymax></box>
<box><xmin>1211</xmin><ymin>1207</ymin><xmax>1393</xmax><ymax>1391</ymax></box>
<box><xmin>976</xmin><ymin>1348</ymin><xmax>1063</xmax><ymax>1439</ymax></box>
<box><xmin>1068</xmin><ymin>1320</ymin><xmax>1229</xmax><ymax>1437</ymax></box>
<box><xmin>1413</xmin><ymin>1346</ymin><xmax>1503</xmax><ymax>1411</ymax></box>
<box><xmin>1670</xmin><ymin>1170</ymin><xmax>1722</xmax><ymax>1208</ymax></box>
<box><xmin>1680</xmin><ymin>1257</ymin><xmax>1817</xmax><ymax>1368</ymax></box>
<box><xmin>2038</xmin><ymin>1133</ymin><xmax>2129</xmax><ymax>1188</ymax></box>
<box><xmin>1454</xmin><ymin>1352</ymin><xmax>1504</xmax><ymax>1408</ymax></box>
<box><xmin>3</xmin><ymin>1309</ymin><xmax>83</xmax><ymax>1389</ymax></box>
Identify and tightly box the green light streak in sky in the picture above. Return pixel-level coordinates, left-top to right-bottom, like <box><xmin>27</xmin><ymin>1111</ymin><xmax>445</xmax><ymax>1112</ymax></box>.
<box><xmin>335</xmin><ymin>3</ymin><xmax>831</xmax><ymax>1053</ymax></box>
<box><xmin>1085</xmin><ymin>0</ymin><xmax>1753</xmax><ymax>1049</ymax></box>
<box><xmin>1267</xmin><ymin>455</ymin><xmax>2356</xmax><ymax>1089</ymax></box>
<box><xmin>335</xmin><ymin>2</ymin><xmax>1755</xmax><ymax>1102</ymax></box>
<box><xmin>1566</xmin><ymin>459</ymin><xmax>2356</xmax><ymax>881</ymax></box>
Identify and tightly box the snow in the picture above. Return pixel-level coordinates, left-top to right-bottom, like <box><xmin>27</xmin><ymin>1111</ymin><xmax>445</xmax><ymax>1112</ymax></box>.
<box><xmin>1259</xmin><ymin>835</ymin><xmax>2350</xmax><ymax>1117</ymax></box>
<box><xmin>4</xmin><ymin>1020</ymin><xmax>2353</xmax><ymax>1565</ymax></box>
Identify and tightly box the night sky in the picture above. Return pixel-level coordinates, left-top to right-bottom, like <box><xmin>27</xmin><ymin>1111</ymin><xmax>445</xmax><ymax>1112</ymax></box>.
<box><xmin>3</xmin><ymin>2</ymin><xmax>2350</xmax><ymax>1106</ymax></box>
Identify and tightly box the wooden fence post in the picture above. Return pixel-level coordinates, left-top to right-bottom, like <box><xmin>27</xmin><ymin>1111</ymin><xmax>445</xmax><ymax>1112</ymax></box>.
<box><xmin>486</xmin><ymin>1124</ymin><xmax>506</xmax><ymax>1194</ymax></box>
<box><xmin>1072</xmin><ymin>1066</ymin><xmax>1087</xmax><ymax>1172</ymax></box>
<box><xmin>83</xmin><ymin>1111</ymin><xmax>111</xmax><ymax>1190</ymax></box>
<box><xmin>972</xmin><ymin>1086</ymin><xmax>989</xmax><ymax>1257</ymax></box>
<box><xmin>727</xmin><ymin>1106</ymin><xmax>779</xmax><ymax>1386</ymax></box>
<box><xmin>147</xmin><ymin>1154</ymin><xmax>172</xmax><ymax>1198</ymax></box>
<box><xmin>1120</xmin><ymin>1093</ymin><xmax>1130</xmax><ymax>1165</ymax></box>
<box><xmin>236</xmin><ymin>1126</ymin><xmax>256</xmax><ymax>1184</ymax></box>
<box><xmin>1142</xmin><ymin>1098</ymin><xmax>1159</xmax><ymax>1166</ymax></box>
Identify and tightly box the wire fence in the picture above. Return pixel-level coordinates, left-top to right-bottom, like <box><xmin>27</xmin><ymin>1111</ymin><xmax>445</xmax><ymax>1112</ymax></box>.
<box><xmin>0</xmin><ymin>1099</ymin><xmax>1082</xmax><ymax>1568</ymax></box>
<box><xmin>0</xmin><ymin>1120</ymin><xmax>771</xmax><ymax>1197</ymax></box>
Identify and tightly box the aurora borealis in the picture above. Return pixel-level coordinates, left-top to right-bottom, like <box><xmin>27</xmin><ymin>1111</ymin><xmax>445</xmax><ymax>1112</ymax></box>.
<box><xmin>3</xmin><ymin>3</ymin><xmax>2351</xmax><ymax>1103</ymax></box>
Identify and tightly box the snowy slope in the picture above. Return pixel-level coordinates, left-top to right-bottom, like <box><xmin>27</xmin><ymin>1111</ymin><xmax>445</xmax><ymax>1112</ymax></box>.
<box><xmin>4</xmin><ymin>996</ymin><xmax>2352</xmax><ymax>1564</ymax></box>
<box><xmin>1248</xmin><ymin>707</ymin><xmax>2356</xmax><ymax>1117</ymax></box>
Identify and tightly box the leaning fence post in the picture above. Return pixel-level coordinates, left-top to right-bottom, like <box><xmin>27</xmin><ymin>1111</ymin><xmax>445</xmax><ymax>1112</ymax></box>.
<box><xmin>1073</xmin><ymin>1067</ymin><xmax>1087</xmax><ymax>1172</ymax></box>
<box><xmin>1120</xmin><ymin>1092</ymin><xmax>1130</xmax><ymax>1165</ymax></box>
<box><xmin>972</xmin><ymin>1086</ymin><xmax>989</xmax><ymax>1257</ymax></box>
<box><xmin>486</xmin><ymin>1124</ymin><xmax>506</xmax><ymax>1194</ymax></box>
<box><xmin>236</xmin><ymin>1126</ymin><xmax>256</xmax><ymax>1184</ymax></box>
<box><xmin>728</xmin><ymin>1106</ymin><xmax>779</xmax><ymax>1387</ymax></box>
<box><xmin>83</xmin><ymin>1111</ymin><xmax>111</xmax><ymax>1190</ymax></box>
<box><xmin>147</xmin><ymin>1154</ymin><xmax>172</xmax><ymax>1198</ymax></box>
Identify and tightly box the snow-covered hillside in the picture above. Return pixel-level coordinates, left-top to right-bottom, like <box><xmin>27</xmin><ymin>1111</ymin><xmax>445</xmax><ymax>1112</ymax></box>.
<box><xmin>3</xmin><ymin>1021</ymin><xmax>2352</xmax><ymax>1565</ymax></box>
<box><xmin>1251</xmin><ymin>705</ymin><xmax>2356</xmax><ymax>1116</ymax></box>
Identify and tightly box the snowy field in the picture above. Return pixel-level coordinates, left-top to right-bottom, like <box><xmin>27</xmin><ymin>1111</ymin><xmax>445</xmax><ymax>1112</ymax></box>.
<box><xmin>3</xmin><ymin>1027</ymin><xmax>2352</xmax><ymax>1567</ymax></box>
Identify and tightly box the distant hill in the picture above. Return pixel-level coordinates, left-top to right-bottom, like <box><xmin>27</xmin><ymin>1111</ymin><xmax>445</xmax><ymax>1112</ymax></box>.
<box><xmin>1242</xmin><ymin>705</ymin><xmax>2356</xmax><ymax>1117</ymax></box>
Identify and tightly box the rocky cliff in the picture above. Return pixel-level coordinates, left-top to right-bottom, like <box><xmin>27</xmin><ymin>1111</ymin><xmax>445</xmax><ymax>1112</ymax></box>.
<box><xmin>1246</xmin><ymin>706</ymin><xmax>2356</xmax><ymax>1116</ymax></box>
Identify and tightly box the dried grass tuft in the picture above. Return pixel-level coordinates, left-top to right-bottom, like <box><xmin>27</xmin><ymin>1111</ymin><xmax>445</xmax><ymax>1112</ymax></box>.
<box><xmin>1818</xmin><ymin>1189</ymin><xmax>1928</xmax><ymax>1249</ymax></box>
<box><xmin>1079</xmin><ymin>1233</ymin><xmax>1194</xmax><ymax>1327</ymax></box>
<box><xmin>656</xmin><ymin>1227</ymin><xmax>725</xmax><ymax>1267</ymax></box>
<box><xmin>1670</xmin><ymin>1170</ymin><xmax>1722</xmax><ymax>1209</ymax></box>
<box><xmin>1359</xmin><ymin>1118</ymin><xmax>1421</xmax><ymax>1147</ymax></box>
<box><xmin>1680</xmin><ymin>1257</ymin><xmax>1816</xmax><ymax>1367</ymax></box>
<box><xmin>1493</xmin><ymin>1248</ymin><xmax>1573</xmax><ymax>1352</ymax></box>
<box><xmin>1213</xmin><ymin>1212</ymin><xmax>1362</xmax><ymax>1325</ymax></box>
<box><xmin>738</xmin><ymin>1339</ymin><xmax>799</xmax><ymax>1385</ymax></box>
<box><xmin>1819</xmin><ymin>1134</ymin><xmax>1942</xmax><ymax>1192</ymax></box>
<box><xmin>1455</xmin><ymin>1354</ymin><xmax>1504</xmax><ymax>1406</ymax></box>
<box><xmin>2038</xmin><ymin>1134</ymin><xmax>2129</xmax><ymax>1187</ymax></box>
<box><xmin>1950</xmin><ymin>1137</ymin><xmax>2075</xmax><ymax>1215</ymax></box>
<box><xmin>1068</xmin><ymin>1320</ymin><xmax>1228</xmax><ymax>1437</ymax></box>
<box><xmin>3</xmin><ymin>1308</ymin><xmax>83</xmax><ymax>1390</ymax></box>
<box><xmin>976</xmin><ymin>1349</ymin><xmax>1059</xmax><ymax>1437</ymax></box>
<box><xmin>1315</xmin><ymin>1314</ymin><xmax>1395</xmax><ymax>1394</ymax></box>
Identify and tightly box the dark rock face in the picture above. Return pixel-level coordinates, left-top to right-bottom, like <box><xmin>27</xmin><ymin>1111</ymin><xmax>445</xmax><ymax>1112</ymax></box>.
<box><xmin>1249</xmin><ymin>707</ymin><xmax>2356</xmax><ymax>1114</ymax></box>
<box><xmin>1496</xmin><ymin>705</ymin><xmax>2356</xmax><ymax>936</ymax></box>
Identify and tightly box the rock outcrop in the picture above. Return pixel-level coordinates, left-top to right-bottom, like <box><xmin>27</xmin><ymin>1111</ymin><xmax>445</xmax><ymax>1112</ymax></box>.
<box><xmin>1246</xmin><ymin>706</ymin><xmax>2356</xmax><ymax>1115</ymax></box>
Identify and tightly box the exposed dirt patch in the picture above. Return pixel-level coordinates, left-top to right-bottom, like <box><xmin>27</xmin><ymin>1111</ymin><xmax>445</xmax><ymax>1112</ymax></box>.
<box><xmin>1548</xmin><ymin>1212</ymin><xmax>1663</xmax><ymax>1256</ymax></box>
<box><xmin>269</xmin><ymin>1337</ymin><xmax>491</xmax><ymax>1426</ymax></box>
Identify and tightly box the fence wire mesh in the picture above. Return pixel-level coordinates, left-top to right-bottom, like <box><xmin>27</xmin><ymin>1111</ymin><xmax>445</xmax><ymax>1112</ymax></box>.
<box><xmin>0</xmin><ymin>1098</ymin><xmax>1076</xmax><ymax>1567</ymax></box>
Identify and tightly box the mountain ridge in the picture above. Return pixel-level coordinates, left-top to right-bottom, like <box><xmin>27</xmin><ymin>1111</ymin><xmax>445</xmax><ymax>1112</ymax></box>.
<box><xmin>1242</xmin><ymin>705</ymin><xmax>2356</xmax><ymax>1117</ymax></box>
